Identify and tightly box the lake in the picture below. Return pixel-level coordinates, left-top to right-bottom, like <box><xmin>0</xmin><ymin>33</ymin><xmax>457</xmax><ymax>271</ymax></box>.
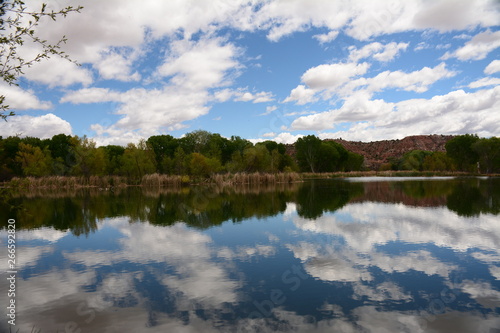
<box><xmin>1</xmin><ymin>177</ymin><xmax>499</xmax><ymax>332</ymax></box>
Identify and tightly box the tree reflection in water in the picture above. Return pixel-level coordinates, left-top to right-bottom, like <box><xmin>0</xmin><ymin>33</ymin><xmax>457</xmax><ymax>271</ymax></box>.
<box><xmin>0</xmin><ymin>177</ymin><xmax>499</xmax><ymax>332</ymax></box>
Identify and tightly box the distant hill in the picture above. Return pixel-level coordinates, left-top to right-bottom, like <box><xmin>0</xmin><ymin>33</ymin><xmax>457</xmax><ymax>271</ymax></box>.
<box><xmin>330</xmin><ymin>135</ymin><xmax>455</xmax><ymax>169</ymax></box>
<box><xmin>286</xmin><ymin>135</ymin><xmax>455</xmax><ymax>170</ymax></box>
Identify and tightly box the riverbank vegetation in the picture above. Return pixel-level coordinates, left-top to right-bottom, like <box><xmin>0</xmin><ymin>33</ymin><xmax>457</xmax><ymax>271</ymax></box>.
<box><xmin>0</xmin><ymin>130</ymin><xmax>362</xmax><ymax>186</ymax></box>
<box><xmin>0</xmin><ymin>132</ymin><xmax>498</xmax><ymax>189</ymax></box>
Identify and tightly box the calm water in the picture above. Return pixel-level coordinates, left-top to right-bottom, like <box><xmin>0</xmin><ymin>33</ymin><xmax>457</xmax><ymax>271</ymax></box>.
<box><xmin>1</xmin><ymin>177</ymin><xmax>499</xmax><ymax>332</ymax></box>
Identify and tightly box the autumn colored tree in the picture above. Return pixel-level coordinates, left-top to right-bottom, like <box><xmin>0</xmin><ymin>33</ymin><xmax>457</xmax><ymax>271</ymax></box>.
<box><xmin>15</xmin><ymin>142</ymin><xmax>52</xmax><ymax>176</ymax></box>
<box><xmin>119</xmin><ymin>140</ymin><xmax>156</xmax><ymax>180</ymax></box>
<box><xmin>71</xmin><ymin>136</ymin><xmax>107</xmax><ymax>177</ymax></box>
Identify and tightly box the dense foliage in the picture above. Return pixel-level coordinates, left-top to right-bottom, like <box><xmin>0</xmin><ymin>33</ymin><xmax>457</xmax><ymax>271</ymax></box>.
<box><xmin>382</xmin><ymin>134</ymin><xmax>499</xmax><ymax>173</ymax></box>
<box><xmin>0</xmin><ymin>130</ymin><xmax>302</xmax><ymax>181</ymax></box>
<box><xmin>2</xmin><ymin>132</ymin><xmax>498</xmax><ymax>182</ymax></box>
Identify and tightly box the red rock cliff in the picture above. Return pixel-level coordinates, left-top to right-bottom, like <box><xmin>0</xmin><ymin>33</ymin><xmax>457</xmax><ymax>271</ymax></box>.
<box><xmin>286</xmin><ymin>134</ymin><xmax>455</xmax><ymax>170</ymax></box>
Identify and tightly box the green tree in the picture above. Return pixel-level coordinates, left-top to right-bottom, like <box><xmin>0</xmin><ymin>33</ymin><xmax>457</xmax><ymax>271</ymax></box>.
<box><xmin>47</xmin><ymin>134</ymin><xmax>75</xmax><ymax>175</ymax></box>
<box><xmin>317</xmin><ymin>142</ymin><xmax>340</xmax><ymax>172</ymax></box>
<box><xmin>172</xmin><ymin>147</ymin><xmax>188</xmax><ymax>175</ymax></box>
<box><xmin>188</xmin><ymin>152</ymin><xmax>221</xmax><ymax>178</ymax></box>
<box><xmin>295</xmin><ymin>135</ymin><xmax>322</xmax><ymax>172</ymax></box>
<box><xmin>71</xmin><ymin>136</ymin><xmax>107</xmax><ymax>177</ymax></box>
<box><xmin>0</xmin><ymin>135</ymin><xmax>22</xmax><ymax>178</ymax></box>
<box><xmin>15</xmin><ymin>142</ymin><xmax>52</xmax><ymax>176</ymax></box>
<box><xmin>445</xmin><ymin>134</ymin><xmax>479</xmax><ymax>172</ymax></box>
<box><xmin>345</xmin><ymin>151</ymin><xmax>364</xmax><ymax>171</ymax></box>
<box><xmin>119</xmin><ymin>140</ymin><xmax>156</xmax><ymax>179</ymax></box>
<box><xmin>102</xmin><ymin>145</ymin><xmax>125</xmax><ymax>175</ymax></box>
<box><xmin>147</xmin><ymin>135</ymin><xmax>179</xmax><ymax>173</ymax></box>
<box><xmin>472</xmin><ymin>137</ymin><xmax>500</xmax><ymax>174</ymax></box>
<box><xmin>399</xmin><ymin>150</ymin><xmax>433</xmax><ymax>171</ymax></box>
<box><xmin>242</xmin><ymin>145</ymin><xmax>271</xmax><ymax>172</ymax></box>
<box><xmin>0</xmin><ymin>1</ymin><xmax>83</xmax><ymax>119</ymax></box>
<box><xmin>422</xmin><ymin>152</ymin><xmax>454</xmax><ymax>171</ymax></box>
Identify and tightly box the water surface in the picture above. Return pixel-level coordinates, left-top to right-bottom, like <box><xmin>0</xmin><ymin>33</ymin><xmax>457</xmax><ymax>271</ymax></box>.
<box><xmin>1</xmin><ymin>178</ymin><xmax>499</xmax><ymax>332</ymax></box>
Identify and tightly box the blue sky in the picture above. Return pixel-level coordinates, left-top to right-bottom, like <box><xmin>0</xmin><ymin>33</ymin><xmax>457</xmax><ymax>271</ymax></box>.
<box><xmin>1</xmin><ymin>0</ymin><xmax>499</xmax><ymax>145</ymax></box>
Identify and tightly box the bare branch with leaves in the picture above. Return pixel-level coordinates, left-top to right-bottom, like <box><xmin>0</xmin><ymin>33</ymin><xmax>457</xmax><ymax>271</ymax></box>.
<box><xmin>0</xmin><ymin>0</ymin><xmax>83</xmax><ymax>119</ymax></box>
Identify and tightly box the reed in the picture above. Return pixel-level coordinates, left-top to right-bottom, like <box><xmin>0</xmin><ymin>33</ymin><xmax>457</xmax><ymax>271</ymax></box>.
<box><xmin>141</xmin><ymin>173</ymin><xmax>187</xmax><ymax>187</ymax></box>
<box><xmin>4</xmin><ymin>172</ymin><xmax>301</xmax><ymax>190</ymax></box>
<box><xmin>209</xmin><ymin>172</ymin><xmax>301</xmax><ymax>185</ymax></box>
<box><xmin>5</xmin><ymin>175</ymin><xmax>129</xmax><ymax>189</ymax></box>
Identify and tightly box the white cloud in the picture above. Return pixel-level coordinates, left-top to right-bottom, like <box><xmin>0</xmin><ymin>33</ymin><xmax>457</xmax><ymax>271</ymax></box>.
<box><xmin>290</xmin><ymin>86</ymin><xmax>500</xmax><ymax>140</ymax></box>
<box><xmin>254</xmin><ymin>132</ymin><xmax>304</xmax><ymax>144</ymax></box>
<box><xmin>468</xmin><ymin>77</ymin><xmax>500</xmax><ymax>88</ymax></box>
<box><xmin>485</xmin><ymin>59</ymin><xmax>500</xmax><ymax>75</ymax></box>
<box><xmin>5</xmin><ymin>0</ymin><xmax>499</xmax><ymax>144</ymax></box>
<box><xmin>22</xmin><ymin>57</ymin><xmax>93</xmax><ymax>88</ymax></box>
<box><xmin>0</xmin><ymin>84</ymin><xmax>52</xmax><ymax>110</ymax></box>
<box><xmin>88</xmin><ymin>87</ymin><xmax>211</xmax><ymax>145</ymax></box>
<box><xmin>157</xmin><ymin>37</ymin><xmax>241</xmax><ymax>91</ymax></box>
<box><xmin>234</xmin><ymin>90</ymin><xmax>274</xmax><ymax>103</ymax></box>
<box><xmin>61</xmin><ymin>36</ymin><xmax>245</xmax><ymax>145</ymax></box>
<box><xmin>246</xmin><ymin>0</ymin><xmax>498</xmax><ymax>42</ymax></box>
<box><xmin>0</xmin><ymin>113</ymin><xmax>72</xmax><ymax>138</ymax></box>
<box><xmin>285</xmin><ymin>62</ymin><xmax>455</xmax><ymax>108</ymax></box>
<box><xmin>313</xmin><ymin>30</ymin><xmax>339</xmax><ymax>44</ymax></box>
<box><xmin>301</xmin><ymin>62</ymin><xmax>370</xmax><ymax>90</ymax></box>
<box><xmin>360</xmin><ymin>62</ymin><xmax>456</xmax><ymax>94</ymax></box>
<box><xmin>442</xmin><ymin>29</ymin><xmax>500</xmax><ymax>61</ymax></box>
<box><xmin>60</xmin><ymin>87</ymin><xmax>122</xmax><ymax>104</ymax></box>
<box><xmin>94</xmin><ymin>49</ymin><xmax>141</xmax><ymax>82</ymax></box>
<box><xmin>283</xmin><ymin>85</ymin><xmax>317</xmax><ymax>105</ymax></box>
<box><xmin>349</xmin><ymin>42</ymin><xmax>409</xmax><ymax>63</ymax></box>
<box><xmin>412</xmin><ymin>0</ymin><xmax>499</xmax><ymax>31</ymax></box>
<box><xmin>260</xmin><ymin>105</ymin><xmax>278</xmax><ymax>116</ymax></box>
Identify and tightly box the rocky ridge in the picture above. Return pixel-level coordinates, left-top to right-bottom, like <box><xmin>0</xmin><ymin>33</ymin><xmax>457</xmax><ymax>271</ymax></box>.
<box><xmin>286</xmin><ymin>135</ymin><xmax>455</xmax><ymax>170</ymax></box>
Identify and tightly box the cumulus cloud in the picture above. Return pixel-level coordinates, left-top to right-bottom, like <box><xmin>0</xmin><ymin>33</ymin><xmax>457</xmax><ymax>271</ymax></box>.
<box><xmin>6</xmin><ymin>0</ymin><xmax>499</xmax><ymax>143</ymax></box>
<box><xmin>246</xmin><ymin>0</ymin><xmax>499</xmax><ymax>41</ymax></box>
<box><xmin>485</xmin><ymin>59</ymin><xmax>500</xmax><ymax>75</ymax></box>
<box><xmin>468</xmin><ymin>77</ymin><xmax>500</xmax><ymax>88</ymax></box>
<box><xmin>301</xmin><ymin>62</ymin><xmax>370</xmax><ymax>90</ymax></box>
<box><xmin>0</xmin><ymin>113</ymin><xmax>72</xmax><ymax>138</ymax></box>
<box><xmin>157</xmin><ymin>37</ymin><xmax>241</xmax><ymax>91</ymax></box>
<box><xmin>291</xmin><ymin>86</ymin><xmax>500</xmax><ymax>140</ymax></box>
<box><xmin>94</xmin><ymin>50</ymin><xmax>141</xmax><ymax>82</ymax></box>
<box><xmin>283</xmin><ymin>85</ymin><xmax>317</xmax><ymax>105</ymax></box>
<box><xmin>358</xmin><ymin>62</ymin><xmax>456</xmax><ymax>94</ymax></box>
<box><xmin>313</xmin><ymin>30</ymin><xmax>339</xmax><ymax>44</ymax></box>
<box><xmin>0</xmin><ymin>84</ymin><xmax>52</xmax><ymax>110</ymax></box>
<box><xmin>442</xmin><ymin>29</ymin><xmax>500</xmax><ymax>61</ymax></box>
<box><xmin>233</xmin><ymin>90</ymin><xmax>274</xmax><ymax>103</ymax></box>
<box><xmin>348</xmin><ymin>42</ymin><xmax>409</xmax><ymax>63</ymax></box>
<box><xmin>285</xmin><ymin>62</ymin><xmax>455</xmax><ymax>108</ymax></box>
<box><xmin>22</xmin><ymin>57</ymin><xmax>93</xmax><ymax>88</ymax></box>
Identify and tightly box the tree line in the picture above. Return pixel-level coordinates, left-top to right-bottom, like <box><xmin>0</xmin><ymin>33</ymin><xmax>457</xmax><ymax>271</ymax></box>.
<box><xmin>382</xmin><ymin>134</ymin><xmax>500</xmax><ymax>173</ymax></box>
<box><xmin>0</xmin><ymin>130</ymin><xmax>364</xmax><ymax>181</ymax></box>
<box><xmin>1</xmin><ymin>132</ymin><xmax>498</xmax><ymax>182</ymax></box>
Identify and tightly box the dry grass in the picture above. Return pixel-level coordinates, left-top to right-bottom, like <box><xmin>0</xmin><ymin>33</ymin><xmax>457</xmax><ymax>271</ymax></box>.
<box><xmin>5</xmin><ymin>175</ymin><xmax>128</xmax><ymax>189</ymax></box>
<box><xmin>141</xmin><ymin>173</ymin><xmax>190</xmax><ymax>187</ymax></box>
<box><xmin>209</xmin><ymin>172</ymin><xmax>301</xmax><ymax>185</ymax></box>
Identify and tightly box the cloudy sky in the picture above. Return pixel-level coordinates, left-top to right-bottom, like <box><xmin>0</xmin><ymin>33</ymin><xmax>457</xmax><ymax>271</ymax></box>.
<box><xmin>1</xmin><ymin>0</ymin><xmax>499</xmax><ymax>145</ymax></box>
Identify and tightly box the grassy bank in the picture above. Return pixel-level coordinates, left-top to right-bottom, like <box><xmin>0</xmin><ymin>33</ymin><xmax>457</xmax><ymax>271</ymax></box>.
<box><xmin>3</xmin><ymin>172</ymin><xmax>302</xmax><ymax>190</ymax></box>
<box><xmin>3</xmin><ymin>170</ymin><xmax>497</xmax><ymax>190</ymax></box>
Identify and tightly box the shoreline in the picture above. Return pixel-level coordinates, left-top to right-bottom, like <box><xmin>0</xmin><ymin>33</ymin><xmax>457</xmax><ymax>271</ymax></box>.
<box><xmin>1</xmin><ymin>171</ymin><xmax>498</xmax><ymax>190</ymax></box>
